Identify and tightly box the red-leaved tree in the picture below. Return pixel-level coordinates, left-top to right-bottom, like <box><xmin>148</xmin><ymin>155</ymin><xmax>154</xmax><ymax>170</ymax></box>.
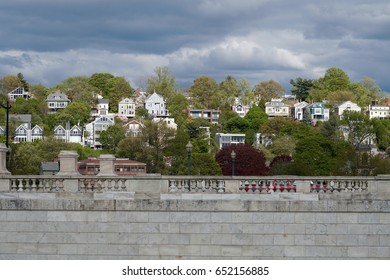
<box><xmin>215</xmin><ymin>144</ymin><xmax>269</xmax><ymax>176</ymax></box>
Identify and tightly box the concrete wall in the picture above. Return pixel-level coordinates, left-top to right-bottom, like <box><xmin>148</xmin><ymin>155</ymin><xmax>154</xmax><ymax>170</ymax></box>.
<box><xmin>1</xmin><ymin>191</ymin><xmax>390</xmax><ymax>259</ymax></box>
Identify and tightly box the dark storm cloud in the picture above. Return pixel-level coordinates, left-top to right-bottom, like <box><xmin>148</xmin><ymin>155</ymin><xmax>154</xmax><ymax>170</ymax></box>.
<box><xmin>0</xmin><ymin>0</ymin><xmax>389</xmax><ymax>92</ymax></box>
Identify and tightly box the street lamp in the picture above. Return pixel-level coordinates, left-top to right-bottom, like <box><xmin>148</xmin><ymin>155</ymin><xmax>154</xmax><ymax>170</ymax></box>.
<box><xmin>231</xmin><ymin>150</ymin><xmax>236</xmax><ymax>176</ymax></box>
<box><xmin>0</xmin><ymin>100</ymin><xmax>11</xmax><ymax>148</ymax></box>
<box><xmin>186</xmin><ymin>141</ymin><xmax>193</xmax><ymax>191</ymax></box>
<box><xmin>186</xmin><ymin>141</ymin><xmax>193</xmax><ymax>176</ymax></box>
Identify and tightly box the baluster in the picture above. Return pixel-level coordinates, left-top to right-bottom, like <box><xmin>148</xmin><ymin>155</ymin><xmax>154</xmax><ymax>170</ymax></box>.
<box><xmin>217</xmin><ymin>180</ymin><xmax>225</xmax><ymax>193</ymax></box>
<box><xmin>120</xmin><ymin>179</ymin><xmax>126</xmax><ymax>191</ymax></box>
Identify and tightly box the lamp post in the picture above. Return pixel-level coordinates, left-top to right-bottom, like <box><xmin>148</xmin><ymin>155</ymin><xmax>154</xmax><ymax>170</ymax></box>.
<box><xmin>186</xmin><ymin>141</ymin><xmax>192</xmax><ymax>191</ymax></box>
<box><xmin>231</xmin><ymin>150</ymin><xmax>236</xmax><ymax>176</ymax></box>
<box><xmin>0</xmin><ymin>100</ymin><xmax>11</xmax><ymax>148</ymax></box>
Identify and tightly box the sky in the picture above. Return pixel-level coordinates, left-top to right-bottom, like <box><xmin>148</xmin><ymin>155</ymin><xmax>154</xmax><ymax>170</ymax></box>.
<box><xmin>0</xmin><ymin>0</ymin><xmax>389</xmax><ymax>93</ymax></box>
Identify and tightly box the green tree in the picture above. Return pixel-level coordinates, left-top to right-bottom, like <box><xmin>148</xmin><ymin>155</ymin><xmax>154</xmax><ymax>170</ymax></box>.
<box><xmin>177</xmin><ymin>153</ymin><xmax>222</xmax><ymax>175</ymax></box>
<box><xmin>0</xmin><ymin>75</ymin><xmax>22</xmax><ymax>93</ymax></box>
<box><xmin>224</xmin><ymin>116</ymin><xmax>250</xmax><ymax>133</ymax></box>
<box><xmin>320</xmin><ymin>114</ymin><xmax>341</xmax><ymax>140</ymax></box>
<box><xmin>107</xmin><ymin>77</ymin><xmax>134</xmax><ymax>113</ymax></box>
<box><xmin>54</xmin><ymin>76</ymin><xmax>97</xmax><ymax>105</ymax></box>
<box><xmin>88</xmin><ymin>73</ymin><xmax>115</xmax><ymax>96</ymax></box>
<box><xmin>189</xmin><ymin>76</ymin><xmax>219</xmax><ymax>109</ymax></box>
<box><xmin>244</xmin><ymin>105</ymin><xmax>268</xmax><ymax>131</ymax></box>
<box><xmin>253</xmin><ymin>80</ymin><xmax>285</xmax><ymax>101</ymax></box>
<box><xmin>99</xmin><ymin>124</ymin><xmax>126</xmax><ymax>153</ymax></box>
<box><xmin>17</xmin><ymin>73</ymin><xmax>29</xmax><ymax>92</ymax></box>
<box><xmin>290</xmin><ymin>78</ymin><xmax>313</xmax><ymax>101</ymax></box>
<box><xmin>146</xmin><ymin>66</ymin><xmax>176</xmax><ymax>99</ymax></box>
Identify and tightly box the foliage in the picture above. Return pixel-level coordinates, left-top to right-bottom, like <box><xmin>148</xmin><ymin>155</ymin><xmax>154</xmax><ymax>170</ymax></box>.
<box><xmin>244</xmin><ymin>105</ymin><xmax>268</xmax><ymax>131</ymax></box>
<box><xmin>189</xmin><ymin>76</ymin><xmax>219</xmax><ymax>109</ymax></box>
<box><xmin>146</xmin><ymin>66</ymin><xmax>176</xmax><ymax>99</ymax></box>
<box><xmin>290</xmin><ymin>78</ymin><xmax>313</xmax><ymax>101</ymax></box>
<box><xmin>341</xmin><ymin>111</ymin><xmax>375</xmax><ymax>148</ymax></box>
<box><xmin>99</xmin><ymin>124</ymin><xmax>126</xmax><ymax>153</ymax></box>
<box><xmin>107</xmin><ymin>76</ymin><xmax>134</xmax><ymax>113</ymax></box>
<box><xmin>269</xmin><ymin>135</ymin><xmax>296</xmax><ymax>156</ymax></box>
<box><xmin>17</xmin><ymin>73</ymin><xmax>30</xmax><ymax>92</ymax></box>
<box><xmin>88</xmin><ymin>73</ymin><xmax>115</xmax><ymax>96</ymax></box>
<box><xmin>253</xmin><ymin>80</ymin><xmax>285</xmax><ymax>101</ymax></box>
<box><xmin>54</xmin><ymin>76</ymin><xmax>98</xmax><ymax>106</ymax></box>
<box><xmin>177</xmin><ymin>153</ymin><xmax>222</xmax><ymax>176</ymax></box>
<box><xmin>223</xmin><ymin>117</ymin><xmax>250</xmax><ymax>133</ymax></box>
<box><xmin>215</xmin><ymin>144</ymin><xmax>268</xmax><ymax>176</ymax></box>
<box><xmin>320</xmin><ymin>114</ymin><xmax>341</xmax><ymax>140</ymax></box>
<box><xmin>288</xmin><ymin>133</ymin><xmax>356</xmax><ymax>176</ymax></box>
<box><xmin>0</xmin><ymin>75</ymin><xmax>22</xmax><ymax>94</ymax></box>
<box><xmin>269</xmin><ymin>154</ymin><xmax>292</xmax><ymax>175</ymax></box>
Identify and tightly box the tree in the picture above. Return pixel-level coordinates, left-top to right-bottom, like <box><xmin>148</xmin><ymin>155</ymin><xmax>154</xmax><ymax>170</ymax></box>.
<box><xmin>320</xmin><ymin>114</ymin><xmax>341</xmax><ymax>140</ymax></box>
<box><xmin>224</xmin><ymin>116</ymin><xmax>250</xmax><ymax>133</ymax></box>
<box><xmin>146</xmin><ymin>66</ymin><xmax>176</xmax><ymax>99</ymax></box>
<box><xmin>0</xmin><ymin>75</ymin><xmax>22</xmax><ymax>94</ymax></box>
<box><xmin>244</xmin><ymin>105</ymin><xmax>268</xmax><ymax>131</ymax></box>
<box><xmin>342</xmin><ymin>111</ymin><xmax>375</xmax><ymax>148</ymax></box>
<box><xmin>107</xmin><ymin>76</ymin><xmax>134</xmax><ymax>113</ymax></box>
<box><xmin>322</xmin><ymin>67</ymin><xmax>350</xmax><ymax>92</ymax></box>
<box><xmin>269</xmin><ymin>135</ymin><xmax>296</xmax><ymax>156</ymax></box>
<box><xmin>189</xmin><ymin>76</ymin><xmax>219</xmax><ymax>109</ymax></box>
<box><xmin>289</xmin><ymin>133</ymin><xmax>355</xmax><ymax>176</ymax></box>
<box><xmin>269</xmin><ymin>154</ymin><xmax>292</xmax><ymax>175</ymax></box>
<box><xmin>17</xmin><ymin>73</ymin><xmax>29</xmax><ymax>92</ymax></box>
<box><xmin>54</xmin><ymin>76</ymin><xmax>97</xmax><ymax>106</ymax></box>
<box><xmin>178</xmin><ymin>153</ymin><xmax>222</xmax><ymax>175</ymax></box>
<box><xmin>88</xmin><ymin>73</ymin><xmax>115</xmax><ymax>96</ymax></box>
<box><xmin>99</xmin><ymin>125</ymin><xmax>126</xmax><ymax>153</ymax></box>
<box><xmin>253</xmin><ymin>80</ymin><xmax>285</xmax><ymax>101</ymax></box>
<box><xmin>60</xmin><ymin>101</ymin><xmax>91</xmax><ymax>126</ymax></box>
<box><xmin>215</xmin><ymin>144</ymin><xmax>268</xmax><ymax>176</ymax></box>
<box><xmin>290</xmin><ymin>78</ymin><xmax>313</xmax><ymax>101</ymax></box>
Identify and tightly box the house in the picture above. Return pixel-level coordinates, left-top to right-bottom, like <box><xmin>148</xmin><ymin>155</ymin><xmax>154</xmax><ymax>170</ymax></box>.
<box><xmin>232</xmin><ymin>104</ymin><xmax>251</xmax><ymax>118</ymax></box>
<box><xmin>153</xmin><ymin>117</ymin><xmax>177</xmax><ymax>130</ymax></box>
<box><xmin>118</xmin><ymin>98</ymin><xmax>136</xmax><ymax>118</ymax></box>
<box><xmin>253</xmin><ymin>133</ymin><xmax>273</xmax><ymax>148</ymax></box>
<box><xmin>77</xmin><ymin>157</ymin><xmax>147</xmax><ymax>175</ymax></box>
<box><xmin>306</xmin><ymin>102</ymin><xmax>329</xmax><ymax>123</ymax></box>
<box><xmin>187</xmin><ymin>108</ymin><xmax>220</xmax><ymax>124</ymax></box>
<box><xmin>292</xmin><ymin>101</ymin><xmax>309</xmax><ymax>120</ymax></box>
<box><xmin>8</xmin><ymin>87</ymin><xmax>31</xmax><ymax>101</ymax></box>
<box><xmin>144</xmin><ymin>91</ymin><xmax>169</xmax><ymax>117</ymax></box>
<box><xmin>123</xmin><ymin>119</ymin><xmax>145</xmax><ymax>137</ymax></box>
<box><xmin>46</xmin><ymin>91</ymin><xmax>70</xmax><ymax>112</ymax></box>
<box><xmin>215</xmin><ymin>133</ymin><xmax>245</xmax><ymax>149</ymax></box>
<box><xmin>84</xmin><ymin>115</ymin><xmax>115</xmax><ymax>148</ymax></box>
<box><xmin>97</xmin><ymin>99</ymin><xmax>109</xmax><ymax>116</ymax></box>
<box><xmin>336</xmin><ymin>101</ymin><xmax>361</xmax><ymax>119</ymax></box>
<box><xmin>368</xmin><ymin>104</ymin><xmax>389</xmax><ymax>119</ymax></box>
<box><xmin>14</xmin><ymin>124</ymin><xmax>43</xmax><ymax>143</ymax></box>
<box><xmin>54</xmin><ymin>123</ymin><xmax>83</xmax><ymax>144</ymax></box>
<box><xmin>264</xmin><ymin>99</ymin><xmax>290</xmax><ymax>118</ymax></box>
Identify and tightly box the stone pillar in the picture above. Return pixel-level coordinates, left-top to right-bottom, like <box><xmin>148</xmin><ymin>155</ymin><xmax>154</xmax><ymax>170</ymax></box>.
<box><xmin>97</xmin><ymin>154</ymin><xmax>117</xmax><ymax>176</ymax></box>
<box><xmin>56</xmin><ymin>150</ymin><xmax>80</xmax><ymax>176</ymax></box>
<box><xmin>0</xmin><ymin>143</ymin><xmax>10</xmax><ymax>175</ymax></box>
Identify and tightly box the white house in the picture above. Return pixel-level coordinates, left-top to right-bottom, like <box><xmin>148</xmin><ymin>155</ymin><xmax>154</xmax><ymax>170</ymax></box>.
<box><xmin>215</xmin><ymin>133</ymin><xmax>245</xmax><ymax>149</ymax></box>
<box><xmin>144</xmin><ymin>92</ymin><xmax>169</xmax><ymax>117</ymax></box>
<box><xmin>123</xmin><ymin>119</ymin><xmax>145</xmax><ymax>137</ymax></box>
<box><xmin>264</xmin><ymin>99</ymin><xmax>290</xmax><ymax>118</ymax></box>
<box><xmin>232</xmin><ymin>104</ymin><xmax>251</xmax><ymax>118</ymax></box>
<box><xmin>46</xmin><ymin>91</ymin><xmax>70</xmax><ymax>112</ymax></box>
<box><xmin>14</xmin><ymin>124</ymin><xmax>43</xmax><ymax>143</ymax></box>
<box><xmin>336</xmin><ymin>101</ymin><xmax>361</xmax><ymax>119</ymax></box>
<box><xmin>54</xmin><ymin>123</ymin><xmax>83</xmax><ymax>144</ymax></box>
<box><xmin>97</xmin><ymin>99</ymin><xmax>109</xmax><ymax>116</ymax></box>
<box><xmin>118</xmin><ymin>98</ymin><xmax>136</xmax><ymax>118</ymax></box>
<box><xmin>8</xmin><ymin>87</ymin><xmax>31</xmax><ymax>101</ymax></box>
<box><xmin>153</xmin><ymin>117</ymin><xmax>177</xmax><ymax>130</ymax></box>
<box><xmin>292</xmin><ymin>101</ymin><xmax>309</xmax><ymax>120</ymax></box>
<box><xmin>187</xmin><ymin>108</ymin><xmax>220</xmax><ymax>124</ymax></box>
<box><xmin>368</xmin><ymin>104</ymin><xmax>389</xmax><ymax>119</ymax></box>
<box><xmin>85</xmin><ymin>115</ymin><xmax>115</xmax><ymax>148</ymax></box>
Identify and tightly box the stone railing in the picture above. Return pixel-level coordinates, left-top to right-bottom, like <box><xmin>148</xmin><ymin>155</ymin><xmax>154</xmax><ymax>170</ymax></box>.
<box><xmin>0</xmin><ymin>147</ymin><xmax>388</xmax><ymax>195</ymax></box>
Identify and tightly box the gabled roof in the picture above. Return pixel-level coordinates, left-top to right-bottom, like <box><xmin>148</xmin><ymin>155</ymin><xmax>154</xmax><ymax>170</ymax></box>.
<box><xmin>145</xmin><ymin>92</ymin><xmax>164</xmax><ymax>103</ymax></box>
<box><xmin>46</xmin><ymin>91</ymin><xmax>70</xmax><ymax>101</ymax></box>
<box><xmin>119</xmin><ymin>98</ymin><xmax>135</xmax><ymax>104</ymax></box>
